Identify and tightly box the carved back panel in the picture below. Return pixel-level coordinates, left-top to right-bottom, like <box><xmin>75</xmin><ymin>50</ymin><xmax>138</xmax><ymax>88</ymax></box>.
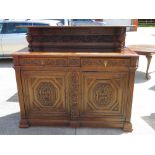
<box><xmin>26</xmin><ymin>26</ymin><xmax>126</xmax><ymax>52</ymax></box>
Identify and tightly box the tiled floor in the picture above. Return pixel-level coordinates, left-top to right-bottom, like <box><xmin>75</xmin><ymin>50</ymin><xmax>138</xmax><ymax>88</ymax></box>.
<box><xmin>0</xmin><ymin>28</ymin><xmax>155</xmax><ymax>135</ymax></box>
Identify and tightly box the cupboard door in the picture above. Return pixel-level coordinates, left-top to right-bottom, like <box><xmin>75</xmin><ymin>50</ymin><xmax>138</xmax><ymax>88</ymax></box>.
<box><xmin>21</xmin><ymin>71</ymin><xmax>70</xmax><ymax>120</ymax></box>
<box><xmin>80</xmin><ymin>71</ymin><xmax>128</xmax><ymax>120</ymax></box>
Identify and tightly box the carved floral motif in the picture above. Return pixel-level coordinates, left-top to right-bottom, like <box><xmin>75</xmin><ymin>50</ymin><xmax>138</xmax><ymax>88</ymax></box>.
<box><xmin>29</xmin><ymin>35</ymin><xmax>117</xmax><ymax>43</ymax></box>
<box><xmin>93</xmin><ymin>83</ymin><xmax>113</xmax><ymax>106</ymax></box>
<box><xmin>36</xmin><ymin>82</ymin><xmax>57</xmax><ymax>106</ymax></box>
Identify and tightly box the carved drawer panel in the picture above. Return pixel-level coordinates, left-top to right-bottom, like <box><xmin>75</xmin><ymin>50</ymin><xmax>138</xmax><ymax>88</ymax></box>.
<box><xmin>80</xmin><ymin>71</ymin><xmax>128</xmax><ymax>119</ymax></box>
<box><xmin>19</xmin><ymin>57</ymin><xmax>130</xmax><ymax>68</ymax></box>
<box><xmin>19</xmin><ymin>57</ymin><xmax>82</xmax><ymax>67</ymax></box>
<box><xmin>81</xmin><ymin>58</ymin><xmax>130</xmax><ymax>67</ymax></box>
<box><xmin>19</xmin><ymin>57</ymin><xmax>68</xmax><ymax>66</ymax></box>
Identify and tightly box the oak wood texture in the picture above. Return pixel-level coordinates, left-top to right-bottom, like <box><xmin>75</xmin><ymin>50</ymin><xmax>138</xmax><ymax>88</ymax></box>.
<box><xmin>13</xmin><ymin>47</ymin><xmax>138</xmax><ymax>132</ymax></box>
<box><xmin>128</xmin><ymin>44</ymin><xmax>155</xmax><ymax>79</ymax></box>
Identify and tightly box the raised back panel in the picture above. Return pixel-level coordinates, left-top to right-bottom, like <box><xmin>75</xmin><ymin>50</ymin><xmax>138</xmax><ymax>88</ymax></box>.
<box><xmin>26</xmin><ymin>26</ymin><xmax>126</xmax><ymax>52</ymax></box>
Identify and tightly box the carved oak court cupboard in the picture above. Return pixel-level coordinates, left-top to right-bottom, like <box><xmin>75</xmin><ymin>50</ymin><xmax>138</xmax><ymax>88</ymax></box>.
<box><xmin>13</xmin><ymin>26</ymin><xmax>138</xmax><ymax>132</ymax></box>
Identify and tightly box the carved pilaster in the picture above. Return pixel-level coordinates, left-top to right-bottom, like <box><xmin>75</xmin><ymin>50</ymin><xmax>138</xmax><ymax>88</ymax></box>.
<box><xmin>70</xmin><ymin>72</ymin><xmax>80</xmax><ymax>121</ymax></box>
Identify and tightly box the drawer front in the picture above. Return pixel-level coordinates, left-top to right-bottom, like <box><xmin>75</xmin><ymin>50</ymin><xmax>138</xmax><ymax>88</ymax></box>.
<box><xmin>19</xmin><ymin>57</ymin><xmax>130</xmax><ymax>68</ymax></box>
<box><xmin>19</xmin><ymin>57</ymin><xmax>68</xmax><ymax>66</ymax></box>
<box><xmin>81</xmin><ymin>58</ymin><xmax>130</xmax><ymax>67</ymax></box>
<box><xmin>19</xmin><ymin>57</ymin><xmax>82</xmax><ymax>67</ymax></box>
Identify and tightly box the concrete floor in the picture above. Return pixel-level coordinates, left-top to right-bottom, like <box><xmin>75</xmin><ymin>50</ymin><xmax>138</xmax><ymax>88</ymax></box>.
<box><xmin>0</xmin><ymin>27</ymin><xmax>155</xmax><ymax>135</ymax></box>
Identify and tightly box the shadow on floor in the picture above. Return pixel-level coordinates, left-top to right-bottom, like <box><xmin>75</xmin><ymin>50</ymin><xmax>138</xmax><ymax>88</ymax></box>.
<box><xmin>75</xmin><ymin>128</ymin><xmax>124</xmax><ymax>135</ymax></box>
<box><xmin>134</xmin><ymin>71</ymin><xmax>149</xmax><ymax>84</ymax></box>
<box><xmin>142</xmin><ymin>113</ymin><xmax>155</xmax><ymax>130</ymax></box>
<box><xmin>0</xmin><ymin>59</ymin><xmax>13</xmax><ymax>68</ymax></box>
<box><xmin>7</xmin><ymin>93</ymin><xmax>18</xmax><ymax>102</ymax></box>
<box><xmin>0</xmin><ymin>112</ymin><xmax>75</xmax><ymax>135</ymax></box>
<box><xmin>149</xmin><ymin>85</ymin><xmax>155</xmax><ymax>91</ymax></box>
<box><xmin>0</xmin><ymin>112</ymin><xmax>124</xmax><ymax>135</ymax></box>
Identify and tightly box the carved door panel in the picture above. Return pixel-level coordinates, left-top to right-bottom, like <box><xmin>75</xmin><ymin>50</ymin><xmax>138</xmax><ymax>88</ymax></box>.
<box><xmin>21</xmin><ymin>70</ymin><xmax>70</xmax><ymax>120</ymax></box>
<box><xmin>80</xmin><ymin>72</ymin><xmax>128</xmax><ymax>119</ymax></box>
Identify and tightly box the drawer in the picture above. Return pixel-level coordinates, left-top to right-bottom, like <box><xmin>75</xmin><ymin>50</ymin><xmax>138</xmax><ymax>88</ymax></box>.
<box><xmin>81</xmin><ymin>58</ymin><xmax>130</xmax><ymax>67</ymax></box>
<box><xmin>19</xmin><ymin>57</ymin><xmax>68</xmax><ymax>66</ymax></box>
<box><xmin>19</xmin><ymin>57</ymin><xmax>130</xmax><ymax>68</ymax></box>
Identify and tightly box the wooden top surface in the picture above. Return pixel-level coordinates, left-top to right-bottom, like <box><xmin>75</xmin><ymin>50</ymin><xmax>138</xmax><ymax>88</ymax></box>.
<box><xmin>13</xmin><ymin>47</ymin><xmax>138</xmax><ymax>58</ymax></box>
<box><xmin>128</xmin><ymin>45</ymin><xmax>155</xmax><ymax>53</ymax></box>
<box><xmin>18</xmin><ymin>25</ymin><xmax>135</xmax><ymax>29</ymax></box>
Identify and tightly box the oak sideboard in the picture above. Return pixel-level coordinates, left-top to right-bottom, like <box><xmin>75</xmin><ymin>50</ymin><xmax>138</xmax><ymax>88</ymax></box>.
<box><xmin>13</xmin><ymin>26</ymin><xmax>138</xmax><ymax>132</ymax></box>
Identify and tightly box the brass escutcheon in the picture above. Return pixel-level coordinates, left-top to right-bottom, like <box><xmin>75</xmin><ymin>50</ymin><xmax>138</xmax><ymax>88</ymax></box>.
<box><xmin>104</xmin><ymin>60</ymin><xmax>108</xmax><ymax>67</ymax></box>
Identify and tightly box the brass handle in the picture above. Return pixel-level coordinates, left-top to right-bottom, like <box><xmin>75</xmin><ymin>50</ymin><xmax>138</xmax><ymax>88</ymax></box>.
<box><xmin>104</xmin><ymin>60</ymin><xmax>108</xmax><ymax>67</ymax></box>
